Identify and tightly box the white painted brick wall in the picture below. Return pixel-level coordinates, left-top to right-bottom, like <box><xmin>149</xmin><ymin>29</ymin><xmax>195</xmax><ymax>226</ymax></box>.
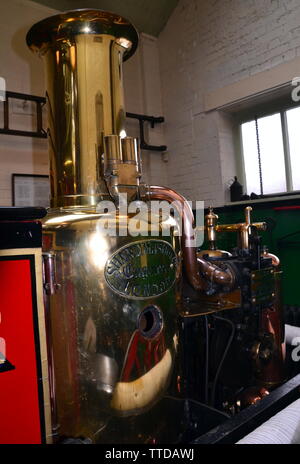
<box><xmin>158</xmin><ymin>0</ymin><xmax>300</xmax><ymax>206</ymax></box>
<box><xmin>0</xmin><ymin>0</ymin><xmax>55</xmax><ymax>206</ymax></box>
<box><xmin>124</xmin><ymin>34</ymin><xmax>168</xmax><ymax>187</ymax></box>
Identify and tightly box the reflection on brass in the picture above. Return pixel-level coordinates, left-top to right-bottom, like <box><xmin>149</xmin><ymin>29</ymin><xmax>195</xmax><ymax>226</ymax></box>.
<box><xmin>201</xmin><ymin>207</ymin><xmax>233</xmax><ymax>259</ymax></box>
<box><xmin>28</xmin><ymin>10</ymin><xmax>181</xmax><ymax>443</ymax></box>
<box><xmin>205</xmin><ymin>206</ymin><xmax>218</xmax><ymax>250</ymax></box>
<box><xmin>27</xmin><ymin>9</ymin><xmax>139</xmax><ymax>208</ymax></box>
<box><xmin>197</xmin><ymin>249</ymin><xmax>232</xmax><ymax>259</ymax></box>
<box><xmin>182</xmin><ymin>288</ymin><xmax>242</xmax><ymax>317</ymax></box>
<box><xmin>104</xmin><ymin>135</ymin><xmax>141</xmax><ymax>201</ymax></box>
<box><xmin>215</xmin><ymin>206</ymin><xmax>266</xmax><ymax>250</ymax></box>
<box><xmin>122</xmin><ymin>137</ymin><xmax>139</xmax><ymax>163</ymax></box>
<box><xmin>27</xmin><ymin>8</ymin><xmax>287</xmax><ymax>439</ymax></box>
<box><xmin>110</xmin><ymin>349</ymin><xmax>172</xmax><ymax>413</ymax></box>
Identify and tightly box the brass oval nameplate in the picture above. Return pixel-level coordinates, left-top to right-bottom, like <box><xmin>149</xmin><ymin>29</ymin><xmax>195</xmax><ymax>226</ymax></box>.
<box><xmin>104</xmin><ymin>240</ymin><xmax>177</xmax><ymax>299</ymax></box>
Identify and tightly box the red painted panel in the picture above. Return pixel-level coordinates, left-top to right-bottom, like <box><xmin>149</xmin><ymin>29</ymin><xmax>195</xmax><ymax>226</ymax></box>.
<box><xmin>0</xmin><ymin>259</ymin><xmax>42</xmax><ymax>444</ymax></box>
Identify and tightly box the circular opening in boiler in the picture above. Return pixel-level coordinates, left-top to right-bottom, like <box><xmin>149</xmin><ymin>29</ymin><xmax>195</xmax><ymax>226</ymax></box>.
<box><xmin>138</xmin><ymin>305</ymin><xmax>163</xmax><ymax>339</ymax></box>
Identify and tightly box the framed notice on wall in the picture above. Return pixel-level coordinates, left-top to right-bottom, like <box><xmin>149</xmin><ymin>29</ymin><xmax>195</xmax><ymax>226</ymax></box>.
<box><xmin>12</xmin><ymin>174</ymin><xmax>50</xmax><ymax>208</ymax></box>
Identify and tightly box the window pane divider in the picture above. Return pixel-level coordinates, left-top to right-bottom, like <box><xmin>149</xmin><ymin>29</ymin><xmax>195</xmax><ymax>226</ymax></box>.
<box><xmin>281</xmin><ymin>111</ymin><xmax>293</xmax><ymax>192</ymax></box>
<box><xmin>238</xmin><ymin>124</ymin><xmax>247</xmax><ymax>194</ymax></box>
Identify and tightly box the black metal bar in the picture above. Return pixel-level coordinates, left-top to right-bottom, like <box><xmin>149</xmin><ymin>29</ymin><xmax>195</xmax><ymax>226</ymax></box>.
<box><xmin>36</xmin><ymin>101</ymin><xmax>46</xmax><ymax>136</ymax></box>
<box><xmin>126</xmin><ymin>112</ymin><xmax>167</xmax><ymax>152</ymax></box>
<box><xmin>3</xmin><ymin>97</ymin><xmax>9</xmax><ymax>130</ymax></box>
<box><xmin>0</xmin><ymin>92</ymin><xmax>167</xmax><ymax>148</ymax></box>
<box><xmin>1</xmin><ymin>91</ymin><xmax>47</xmax><ymax>139</ymax></box>
<box><xmin>126</xmin><ymin>112</ymin><xmax>164</xmax><ymax>125</ymax></box>
<box><xmin>0</xmin><ymin>128</ymin><xmax>47</xmax><ymax>138</ymax></box>
<box><xmin>5</xmin><ymin>91</ymin><xmax>46</xmax><ymax>104</ymax></box>
<box><xmin>140</xmin><ymin>141</ymin><xmax>167</xmax><ymax>152</ymax></box>
<box><xmin>0</xmin><ymin>206</ymin><xmax>47</xmax><ymax>221</ymax></box>
<box><xmin>191</xmin><ymin>373</ymin><xmax>300</xmax><ymax>444</ymax></box>
<box><xmin>255</xmin><ymin>115</ymin><xmax>264</xmax><ymax>196</ymax></box>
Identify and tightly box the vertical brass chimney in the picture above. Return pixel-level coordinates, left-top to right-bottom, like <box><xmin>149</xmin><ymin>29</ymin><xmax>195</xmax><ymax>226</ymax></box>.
<box><xmin>27</xmin><ymin>9</ymin><xmax>138</xmax><ymax>207</ymax></box>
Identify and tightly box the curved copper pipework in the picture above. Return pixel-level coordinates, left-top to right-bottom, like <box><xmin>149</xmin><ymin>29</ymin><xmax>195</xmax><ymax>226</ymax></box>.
<box><xmin>263</xmin><ymin>251</ymin><xmax>280</xmax><ymax>268</ymax></box>
<box><xmin>147</xmin><ymin>186</ymin><xmax>235</xmax><ymax>291</ymax></box>
<box><xmin>197</xmin><ymin>258</ymin><xmax>235</xmax><ymax>287</ymax></box>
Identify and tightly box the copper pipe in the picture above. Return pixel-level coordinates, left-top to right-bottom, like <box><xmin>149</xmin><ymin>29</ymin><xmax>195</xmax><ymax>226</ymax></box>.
<box><xmin>197</xmin><ymin>258</ymin><xmax>235</xmax><ymax>287</ymax></box>
<box><xmin>215</xmin><ymin>222</ymin><xmax>267</xmax><ymax>232</ymax></box>
<box><xmin>147</xmin><ymin>186</ymin><xmax>235</xmax><ymax>291</ymax></box>
<box><xmin>215</xmin><ymin>207</ymin><xmax>266</xmax><ymax>251</ymax></box>
<box><xmin>262</xmin><ymin>251</ymin><xmax>280</xmax><ymax>268</ymax></box>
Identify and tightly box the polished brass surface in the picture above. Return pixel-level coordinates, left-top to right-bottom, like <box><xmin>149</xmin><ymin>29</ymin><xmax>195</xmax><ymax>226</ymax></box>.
<box><xmin>205</xmin><ymin>207</ymin><xmax>218</xmax><ymax>250</ymax></box>
<box><xmin>104</xmin><ymin>135</ymin><xmax>141</xmax><ymax>201</ymax></box>
<box><xmin>27</xmin><ymin>8</ymin><xmax>286</xmax><ymax>438</ymax></box>
<box><xmin>28</xmin><ymin>9</ymin><xmax>182</xmax><ymax>443</ymax></box>
<box><xmin>42</xmin><ymin>209</ymin><xmax>181</xmax><ymax>440</ymax></box>
<box><xmin>182</xmin><ymin>288</ymin><xmax>242</xmax><ymax>317</ymax></box>
<box><xmin>197</xmin><ymin>249</ymin><xmax>232</xmax><ymax>259</ymax></box>
<box><xmin>215</xmin><ymin>206</ymin><xmax>266</xmax><ymax>250</ymax></box>
<box><xmin>104</xmin><ymin>135</ymin><xmax>123</xmax><ymax>163</ymax></box>
<box><xmin>121</xmin><ymin>137</ymin><xmax>139</xmax><ymax>163</ymax></box>
<box><xmin>27</xmin><ymin>10</ymin><xmax>138</xmax><ymax>208</ymax></box>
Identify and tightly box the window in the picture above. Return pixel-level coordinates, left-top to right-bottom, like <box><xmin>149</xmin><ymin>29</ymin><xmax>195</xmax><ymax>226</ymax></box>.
<box><xmin>240</xmin><ymin>105</ymin><xmax>300</xmax><ymax>197</ymax></box>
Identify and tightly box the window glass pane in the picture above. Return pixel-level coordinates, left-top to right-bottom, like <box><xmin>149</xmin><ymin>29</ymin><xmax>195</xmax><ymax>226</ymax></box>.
<box><xmin>241</xmin><ymin>114</ymin><xmax>287</xmax><ymax>196</ymax></box>
<box><xmin>257</xmin><ymin>113</ymin><xmax>286</xmax><ymax>195</ymax></box>
<box><xmin>241</xmin><ymin>121</ymin><xmax>261</xmax><ymax>195</ymax></box>
<box><xmin>286</xmin><ymin>106</ymin><xmax>300</xmax><ymax>191</ymax></box>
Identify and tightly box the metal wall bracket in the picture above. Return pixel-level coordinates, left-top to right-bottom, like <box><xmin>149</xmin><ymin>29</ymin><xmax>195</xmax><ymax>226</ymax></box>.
<box><xmin>126</xmin><ymin>112</ymin><xmax>167</xmax><ymax>152</ymax></box>
<box><xmin>0</xmin><ymin>92</ymin><xmax>167</xmax><ymax>152</ymax></box>
<box><xmin>0</xmin><ymin>91</ymin><xmax>47</xmax><ymax>139</ymax></box>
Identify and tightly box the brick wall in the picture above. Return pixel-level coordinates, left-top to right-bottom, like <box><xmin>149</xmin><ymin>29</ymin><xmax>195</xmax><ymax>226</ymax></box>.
<box><xmin>158</xmin><ymin>0</ymin><xmax>300</xmax><ymax>205</ymax></box>
<box><xmin>0</xmin><ymin>0</ymin><xmax>55</xmax><ymax>206</ymax></box>
<box><xmin>124</xmin><ymin>33</ymin><xmax>168</xmax><ymax>187</ymax></box>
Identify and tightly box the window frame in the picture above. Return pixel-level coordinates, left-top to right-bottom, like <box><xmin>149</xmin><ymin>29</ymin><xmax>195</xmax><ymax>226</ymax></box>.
<box><xmin>236</xmin><ymin>100</ymin><xmax>300</xmax><ymax>199</ymax></box>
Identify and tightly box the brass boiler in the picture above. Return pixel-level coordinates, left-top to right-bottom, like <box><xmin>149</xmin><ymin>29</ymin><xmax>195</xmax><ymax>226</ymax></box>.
<box><xmin>26</xmin><ymin>8</ymin><xmax>286</xmax><ymax>441</ymax></box>
<box><xmin>27</xmin><ymin>10</ymin><xmax>182</xmax><ymax>443</ymax></box>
